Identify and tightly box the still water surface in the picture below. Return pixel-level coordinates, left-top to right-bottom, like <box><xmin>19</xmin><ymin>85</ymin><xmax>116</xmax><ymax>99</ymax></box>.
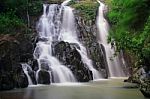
<box><xmin>0</xmin><ymin>78</ymin><xmax>147</xmax><ymax>99</ymax></box>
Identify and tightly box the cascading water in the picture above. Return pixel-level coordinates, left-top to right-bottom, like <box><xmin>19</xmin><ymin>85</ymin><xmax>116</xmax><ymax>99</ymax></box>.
<box><xmin>61</xmin><ymin>0</ymin><xmax>71</xmax><ymax>6</ymax></box>
<box><xmin>96</xmin><ymin>0</ymin><xmax>126</xmax><ymax>77</ymax></box>
<box><xmin>34</xmin><ymin>4</ymin><xmax>76</xmax><ymax>83</ymax></box>
<box><xmin>60</xmin><ymin>2</ymin><xmax>102</xmax><ymax>79</ymax></box>
<box><xmin>22</xmin><ymin>63</ymin><xmax>33</xmax><ymax>85</ymax></box>
<box><xmin>22</xmin><ymin>0</ymin><xmax>104</xmax><ymax>85</ymax></box>
<box><xmin>33</xmin><ymin>0</ymin><xmax>101</xmax><ymax>84</ymax></box>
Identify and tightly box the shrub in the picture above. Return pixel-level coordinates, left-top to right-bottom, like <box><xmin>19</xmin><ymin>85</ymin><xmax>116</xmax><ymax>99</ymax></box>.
<box><xmin>0</xmin><ymin>12</ymin><xmax>26</xmax><ymax>34</ymax></box>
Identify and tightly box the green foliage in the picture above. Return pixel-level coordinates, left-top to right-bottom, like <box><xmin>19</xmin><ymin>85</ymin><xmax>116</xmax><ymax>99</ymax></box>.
<box><xmin>141</xmin><ymin>17</ymin><xmax>150</xmax><ymax>67</ymax></box>
<box><xmin>107</xmin><ymin>0</ymin><xmax>150</xmax><ymax>68</ymax></box>
<box><xmin>69</xmin><ymin>0</ymin><xmax>76</xmax><ymax>5</ymax></box>
<box><xmin>0</xmin><ymin>12</ymin><xmax>26</xmax><ymax>34</ymax></box>
<box><xmin>0</xmin><ymin>0</ymin><xmax>42</xmax><ymax>19</ymax></box>
<box><xmin>28</xmin><ymin>1</ymin><xmax>43</xmax><ymax>16</ymax></box>
<box><xmin>108</xmin><ymin>0</ymin><xmax>150</xmax><ymax>31</ymax></box>
<box><xmin>0</xmin><ymin>0</ymin><xmax>43</xmax><ymax>34</ymax></box>
<box><xmin>0</xmin><ymin>0</ymin><xmax>27</xmax><ymax>17</ymax></box>
<box><xmin>71</xmin><ymin>1</ymin><xmax>99</xmax><ymax>21</ymax></box>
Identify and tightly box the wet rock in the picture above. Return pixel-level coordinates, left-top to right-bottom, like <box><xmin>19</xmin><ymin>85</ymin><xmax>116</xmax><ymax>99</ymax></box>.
<box><xmin>40</xmin><ymin>59</ymin><xmax>50</xmax><ymax>71</ymax></box>
<box><xmin>140</xmin><ymin>88</ymin><xmax>150</xmax><ymax>98</ymax></box>
<box><xmin>15</xmin><ymin>73</ymin><xmax>29</xmax><ymax>88</ymax></box>
<box><xmin>0</xmin><ymin>72</ymin><xmax>14</xmax><ymax>90</ymax></box>
<box><xmin>0</xmin><ymin>33</ymin><xmax>35</xmax><ymax>90</ymax></box>
<box><xmin>125</xmin><ymin>66</ymin><xmax>150</xmax><ymax>97</ymax></box>
<box><xmin>28</xmin><ymin>69</ymin><xmax>37</xmax><ymax>85</ymax></box>
<box><xmin>74</xmin><ymin>10</ymin><xmax>108</xmax><ymax>78</ymax></box>
<box><xmin>0</xmin><ymin>64</ymin><xmax>29</xmax><ymax>90</ymax></box>
<box><xmin>140</xmin><ymin>76</ymin><xmax>150</xmax><ymax>98</ymax></box>
<box><xmin>32</xmin><ymin>59</ymin><xmax>39</xmax><ymax>71</ymax></box>
<box><xmin>54</xmin><ymin>41</ymin><xmax>93</xmax><ymax>82</ymax></box>
<box><xmin>13</xmin><ymin>64</ymin><xmax>29</xmax><ymax>88</ymax></box>
<box><xmin>37</xmin><ymin>37</ymin><xmax>49</xmax><ymax>42</ymax></box>
<box><xmin>38</xmin><ymin>70</ymin><xmax>51</xmax><ymax>84</ymax></box>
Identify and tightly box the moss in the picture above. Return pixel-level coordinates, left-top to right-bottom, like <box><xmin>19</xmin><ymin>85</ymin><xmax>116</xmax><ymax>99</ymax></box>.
<box><xmin>71</xmin><ymin>0</ymin><xmax>99</xmax><ymax>21</ymax></box>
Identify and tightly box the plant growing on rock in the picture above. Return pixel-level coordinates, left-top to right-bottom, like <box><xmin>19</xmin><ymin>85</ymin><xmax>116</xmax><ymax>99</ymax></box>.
<box><xmin>71</xmin><ymin>0</ymin><xmax>99</xmax><ymax>21</ymax></box>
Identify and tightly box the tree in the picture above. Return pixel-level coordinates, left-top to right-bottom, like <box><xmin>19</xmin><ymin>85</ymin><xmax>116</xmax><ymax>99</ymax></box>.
<box><xmin>107</xmin><ymin>0</ymin><xmax>150</xmax><ymax>70</ymax></box>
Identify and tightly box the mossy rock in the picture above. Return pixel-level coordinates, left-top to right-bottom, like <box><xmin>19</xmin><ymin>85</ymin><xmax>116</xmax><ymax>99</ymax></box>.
<box><xmin>71</xmin><ymin>0</ymin><xmax>99</xmax><ymax>21</ymax></box>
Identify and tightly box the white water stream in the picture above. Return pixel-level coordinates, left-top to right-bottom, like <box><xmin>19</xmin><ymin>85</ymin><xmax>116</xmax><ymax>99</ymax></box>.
<box><xmin>60</xmin><ymin>1</ymin><xmax>102</xmax><ymax>79</ymax></box>
<box><xmin>96</xmin><ymin>0</ymin><xmax>126</xmax><ymax>77</ymax></box>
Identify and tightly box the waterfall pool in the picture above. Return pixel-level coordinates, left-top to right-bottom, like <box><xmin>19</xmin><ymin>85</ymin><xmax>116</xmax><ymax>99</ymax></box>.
<box><xmin>0</xmin><ymin>78</ymin><xmax>145</xmax><ymax>99</ymax></box>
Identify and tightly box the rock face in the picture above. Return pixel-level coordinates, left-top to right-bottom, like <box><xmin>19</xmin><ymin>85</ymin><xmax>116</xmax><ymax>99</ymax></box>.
<box><xmin>74</xmin><ymin>11</ymin><xmax>108</xmax><ymax>78</ymax></box>
<box><xmin>38</xmin><ymin>70</ymin><xmax>51</xmax><ymax>84</ymax></box>
<box><xmin>140</xmin><ymin>76</ymin><xmax>150</xmax><ymax>98</ymax></box>
<box><xmin>54</xmin><ymin>41</ymin><xmax>93</xmax><ymax>82</ymax></box>
<box><xmin>124</xmin><ymin>66</ymin><xmax>150</xmax><ymax>98</ymax></box>
<box><xmin>0</xmin><ymin>33</ymin><xmax>35</xmax><ymax>90</ymax></box>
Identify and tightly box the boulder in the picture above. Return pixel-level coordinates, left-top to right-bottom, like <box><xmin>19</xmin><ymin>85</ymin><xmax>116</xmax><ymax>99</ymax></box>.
<box><xmin>54</xmin><ymin>41</ymin><xmax>93</xmax><ymax>82</ymax></box>
<box><xmin>0</xmin><ymin>72</ymin><xmax>14</xmax><ymax>90</ymax></box>
<box><xmin>13</xmin><ymin>64</ymin><xmax>28</xmax><ymax>88</ymax></box>
<box><xmin>38</xmin><ymin>70</ymin><xmax>51</xmax><ymax>84</ymax></box>
<box><xmin>140</xmin><ymin>77</ymin><xmax>150</xmax><ymax>98</ymax></box>
<box><xmin>32</xmin><ymin>59</ymin><xmax>39</xmax><ymax>71</ymax></box>
<box><xmin>0</xmin><ymin>33</ymin><xmax>35</xmax><ymax>90</ymax></box>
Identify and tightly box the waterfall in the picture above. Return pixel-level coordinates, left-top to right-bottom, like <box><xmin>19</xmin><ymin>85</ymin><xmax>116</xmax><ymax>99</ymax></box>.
<box><xmin>34</xmin><ymin>4</ymin><xmax>76</xmax><ymax>83</ymax></box>
<box><xmin>22</xmin><ymin>63</ymin><xmax>33</xmax><ymax>85</ymax></box>
<box><xmin>22</xmin><ymin>0</ymin><xmax>104</xmax><ymax>85</ymax></box>
<box><xmin>96</xmin><ymin>1</ymin><xmax>126</xmax><ymax>77</ymax></box>
<box><xmin>60</xmin><ymin>2</ymin><xmax>102</xmax><ymax>79</ymax></box>
<box><xmin>61</xmin><ymin>0</ymin><xmax>71</xmax><ymax>6</ymax></box>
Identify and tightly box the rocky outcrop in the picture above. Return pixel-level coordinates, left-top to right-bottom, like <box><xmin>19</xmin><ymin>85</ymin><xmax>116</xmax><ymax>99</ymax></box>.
<box><xmin>38</xmin><ymin>70</ymin><xmax>51</xmax><ymax>84</ymax></box>
<box><xmin>124</xmin><ymin>66</ymin><xmax>150</xmax><ymax>98</ymax></box>
<box><xmin>54</xmin><ymin>41</ymin><xmax>93</xmax><ymax>82</ymax></box>
<box><xmin>140</xmin><ymin>77</ymin><xmax>150</xmax><ymax>98</ymax></box>
<box><xmin>0</xmin><ymin>33</ymin><xmax>35</xmax><ymax>90</ymax></box>
<box><xmin>74</xmin><ymin>10</ymin><xmax>108</xmax><ymax>78</ymax></box>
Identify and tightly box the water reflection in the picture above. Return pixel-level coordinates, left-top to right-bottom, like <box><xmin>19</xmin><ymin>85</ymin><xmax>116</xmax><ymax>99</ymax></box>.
<box><xmin>0</xmin><ymin>79</ymin><xmax>145</xmax><ymax>99</ymax></box>
<box><xmin>23</xmin><ymin>89</ymin><xmax>34</xmax><ymax>99</ymax></box>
